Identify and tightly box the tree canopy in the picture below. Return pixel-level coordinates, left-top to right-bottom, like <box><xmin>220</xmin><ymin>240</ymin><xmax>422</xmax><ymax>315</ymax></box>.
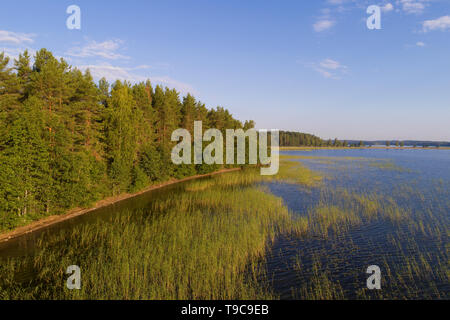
<box><xmin>0</xmin><ymin>49</ymin><xmax>256</xmax><ymax>230</ymax></box>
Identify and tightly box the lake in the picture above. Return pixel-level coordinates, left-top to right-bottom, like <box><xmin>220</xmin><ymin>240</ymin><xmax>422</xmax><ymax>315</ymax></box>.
<box><xmin>0</xmin><ymin>148</ymin><xmax>449</xmax><ymax>299</ymax></box>
<box><xmin>266</xmin><ymin>148</ymin><xmax>449</xmax><ymax>299</ymax></box>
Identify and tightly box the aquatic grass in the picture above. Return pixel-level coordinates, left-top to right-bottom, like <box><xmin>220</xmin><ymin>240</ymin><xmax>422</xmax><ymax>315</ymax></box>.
<box><xmin>0</xmin><ymin>170</ymin><xmax>297</xmax><ymax>300</ymax></box>
<box><xmin>2</xmin><ymin>153</ymin><xmax>448</xmax><ymax>300</ymax></box>
<box><xmin>270</xmin><ymin>159</ymin><xmax>323</xmax><ymax>187</ymax></box>
<box><xmin>368</xmin><ymin>160</ymin><xmax>410</xmax><ymax>172</ymax></box>
<box><xmin>281</xmin><ymin>179</ymin><xmax>448</xmax><ymax>299</ymax></box>
<box><xmin>292</xmin><ymin>254</ymin><xmax>345</xmax><ymax>300</ymax></box>
<box><xmin>279</xmin><ymin>154</ymin><xmax>388</xmax><ymax>162</ymax></box>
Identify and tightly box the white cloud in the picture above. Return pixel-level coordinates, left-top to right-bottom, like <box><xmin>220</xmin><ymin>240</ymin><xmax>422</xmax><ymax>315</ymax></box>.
<box><xmin>382</xmin><ymin>3</ymin><xmax>394</xmax><ymax>12</ymax></box>
<box><xmin>79</xmin><ymin>64</ymin><xmax>147</xmax><ymax>82</ymax></box>
<box><xmin>0</xmin><ymin>47</ymin><xmax>36</xmax><ymax>62</ymax></box>
<box><xmin>327</xmin><ymin>0</ymin><xmax>347</xmax><ymax>4</ymax></box>
<box><xmin>416</xmin><ymin>41</ymin><xmax>426</xmax><ymax>46</ymax></box>
<box><xmin>66</xmin><ymin>39</ymin><xmax>129</xmax><ymax>60</ymax></box>
<box><xmin>1</xmin><ymin>32</ymin><xmax>193</xmax><ymax>94</ymax></box>
<box><xmin>311</xmin><ymin>58</ymin><xmax>347</xmax><ymax>79</ymax></box>
<box><xmin>319</xmin><ymin>58</ymin><xmax>346</xmax><ymax>70</ymax></box>
<box><xmin>396</xmin><ymin>0</ymin><xmax>429</xmax><ymax>14</ymax></box>
<box><xmin>422</xmin><ymin>15</ymin><xmax>450</xmax><ymax>32</ymax></box>
<box><xmin>316</xmin><ymin>68</ymin><xmax>334</xmax><ymax>79</ymax></box>
<box><xmin>0</xmin><ymin>47</ymin><xmax>23</xmax><ymax>60</ymax></box>
<box><xmin>0</xmin><ymin>30</ymin><xmax>35</xmax><ymax>44</ymax></box>
<box><xmin>78</xmin><ymin>63</ymin><xmax>195</xmax><ymax>93</ymax></box>
<box><xmin>314</xmin><ymin>1</ymin><xmax>348</xmax><ymax>33</ymax></box>
<box><xmin>314</xmin><ymin>19</ymin><xmax>335</xmax><ymax>32</ymax></box>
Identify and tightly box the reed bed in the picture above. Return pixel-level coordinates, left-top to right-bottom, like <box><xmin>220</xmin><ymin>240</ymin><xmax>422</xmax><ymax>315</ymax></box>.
<box><xmin>0</xmin><ymin>169</ymin><xmax>300</xmax><ymax>300</ymax></box>
<box><xmin>1</xmin><ymin>155</ymin><xmax>448</xmax><ymax>300</ymax></box>
<box><xmin>280</xmin><ymin>156</ymin><xmax>449</xmax><ymax>300</ymax></box>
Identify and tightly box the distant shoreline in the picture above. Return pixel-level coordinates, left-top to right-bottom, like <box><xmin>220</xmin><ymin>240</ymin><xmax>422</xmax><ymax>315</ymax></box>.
<box><xmin>0</xmin><ymin>168</ymin><xmax>241</xmax><ymax>244</ymax></box>
<box><xmin>280</xmin><ymin>146</ymin><xmax>450</xmax><ymax>151</ymax></box>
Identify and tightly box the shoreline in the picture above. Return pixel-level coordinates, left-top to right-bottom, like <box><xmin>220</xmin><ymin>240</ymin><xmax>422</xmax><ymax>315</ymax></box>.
<box><xmin>0</xmin><ymin>167</ymin><xmax>241</xmax><ymax>244</ymax></box>
<box><xmin>280</xmin><ymin>146</ymin><xmax>450</xmax><ymax>150</ymax></box>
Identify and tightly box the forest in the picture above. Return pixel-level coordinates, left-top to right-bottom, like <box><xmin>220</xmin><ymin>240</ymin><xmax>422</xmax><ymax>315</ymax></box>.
<box><xmin>0</xmin><ymin>49</ymin><xmax>255</xmax><ymax>231</ymax></box>
<box><xmin>279</xmin><ymin>131</ymin><xmax>353</xmax><ymax>147</ymax></box>
<box><xmin>0</xmin><ymin>48</ymin><xmax>368</xmax><ymax>232</ymax></box>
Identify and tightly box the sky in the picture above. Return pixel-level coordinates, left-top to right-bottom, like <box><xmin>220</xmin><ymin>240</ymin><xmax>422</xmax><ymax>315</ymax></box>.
<box><xmin>0</xmin><ymin>0</ymin><xmax>449</xmax><ymax>141</ymax></box>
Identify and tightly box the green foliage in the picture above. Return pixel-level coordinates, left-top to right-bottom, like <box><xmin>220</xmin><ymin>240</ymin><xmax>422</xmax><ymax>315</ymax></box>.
<box><xmin>280</xmin><ymin>131</ymin><xmax>325</xmax><ymax>147</ymax></box>
<box><xmin>0</xmin><ymin>48</ymin><xmax>253</xmax><ymax>231</ymax></box>
<box><xmin>0</xmin><ymin>171</ymin><xmax>294</xmax><ymax>299</ymax></box>
<box><xmin>129</xmin><ymin>165</ymin><xmax>150</xmax><ymax>193</ymax></box>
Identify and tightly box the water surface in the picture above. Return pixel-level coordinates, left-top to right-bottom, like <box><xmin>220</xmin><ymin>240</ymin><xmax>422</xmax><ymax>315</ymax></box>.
<box><xmin>265</xmin><ymin>149</ymin><xmax>449</xmax><ymax>299</ymax></box>
<box><xmin>0</xmin><ymin>149</ymin><xmax>448</xmax><ymax>299</ymax></box>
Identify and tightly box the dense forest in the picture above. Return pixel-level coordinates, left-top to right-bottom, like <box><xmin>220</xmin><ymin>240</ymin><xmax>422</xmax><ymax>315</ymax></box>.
<box><xmin>0</xmin><ymin>49</ymin><xmax>255</xmax><ymax>230</ymax></box>
<box><xmin>3</xmin><ymin>49</ymin><xmax>441</xmax><ymax>232</ymax></box>
<box><xmin>279</xmin><ymin>131</ymin><xmax>353</xmax><ymax>147</ymax></box>
<box><xmin>354</xmin><ymin>140</ymin><xmax>450</xmax><ymax>148</ymax></box>
<box><xmin>279</xmin><ymin>131</ymin><xmax>324</xmax><ymax>147</ymax></box>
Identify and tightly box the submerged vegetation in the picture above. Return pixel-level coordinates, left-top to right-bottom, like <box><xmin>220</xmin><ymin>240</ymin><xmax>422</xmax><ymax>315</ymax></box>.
<box><xmin>269</xmin><ymin>153</ymin><xmax>449</xmax><ymax>300</ymax></box>
<box><xmin>0</xmin><ymin>161</ymin><xmax>324</xmax><ymax>299</ymax></box>
<box><xmin>0</xmin><ymin>169</ymin><xmax>294</xmax><ymax>299</ymax></box>
<box><xmin>272</xmin><ymin>158</ymin><xmax>323</xmax><ymax>187</ymax></box>
<box><xmin>2</xmin><ymin>151</ymin><xmax>448</xmax><ymax>300</ymax></box>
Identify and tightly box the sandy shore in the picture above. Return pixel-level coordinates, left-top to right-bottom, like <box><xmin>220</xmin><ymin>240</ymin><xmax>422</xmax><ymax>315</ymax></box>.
<box><xmin>0</xmin><ymin>167</ymin><xmax>241</xmax><ymax>244</ymax></box>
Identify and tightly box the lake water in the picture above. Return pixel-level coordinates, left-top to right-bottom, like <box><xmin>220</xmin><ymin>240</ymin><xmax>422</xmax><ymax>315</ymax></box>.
<box><xmin>266</xmin><ymin>149</ymin><xmax>449</xmax><ymax>299</ymax></box>
<box><xmin>1</xmin><ymin>149</ymin><xmax>449</xmax><ymax>299</ymax></box>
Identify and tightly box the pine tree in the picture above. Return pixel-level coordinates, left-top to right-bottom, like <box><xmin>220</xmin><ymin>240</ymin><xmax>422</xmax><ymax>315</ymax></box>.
<box><xmin>14</xmin><ymin>50</ymin><xmax>32</xmax><ymax>101</ymax></box>
<box><xmin>0</xmin><ymin>96</ymin><xmax>52</xmax><ymax>217</ymax></box>
<box><xmin>30</xmin><ymin>49</ymin><xmax>72</xmax><ymax>115</ymax></box>
<box><xmin>181</xmin><ymin>93</ymin><xmax>197</xmax><ymax>136</ymax></box>
<box><xmin>105</xmin><ymin>81</ymin><xmax>140</xmax><ymax>194</ymax></box>
<box><xmin>0</xmin><ymin>52</ymin><xmax>21</xmax><ymax>113</ymax></box>
<box><xmin>0</xmin><ymin>48</ymin><xmax>256</xmax><ymax>230</ymax></box>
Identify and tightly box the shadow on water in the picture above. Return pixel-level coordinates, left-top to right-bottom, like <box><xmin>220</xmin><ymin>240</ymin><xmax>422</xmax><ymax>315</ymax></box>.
<box><xmin>0</xmin><ymin>177</ymin><xmax>208</xmax><ymax>260</ymax></box>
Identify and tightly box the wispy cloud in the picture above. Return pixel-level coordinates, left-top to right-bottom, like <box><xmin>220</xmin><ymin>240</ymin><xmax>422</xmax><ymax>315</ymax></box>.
<box><xmin>416</xmin><ymin>41</ymin><xmax>426</xmax><ymax>47</ymax></box>
<box><xmin>307</xmin><ymin>58</ymin><xmax>348</xmax><ymax>79</ymax></box>
<box><xmin>422</xmin><ymin>15</ymin><xmax>450</xmax><ymax>32</ymax></box>
<box><xmin>0</xmin><ymin>47</ymin><xmax>37</xmax><ymax>62</ymax></box>
<box><xmin>66</xmin><ymin>39</ymin><xmax>129</xmax><ymax>60</ymax></box>
<box><xmin>314</xmin><ymin>19</ymin><xmax>335</xmax><ymax>32</ymax></box>
<box><xmin>326</xmin><ymin>0</ymin><xmax>348</xmax><ymax>5</ymax></box>
<box><xmin>320</xmin><ymin>58</ymin><xmax>346</xmax><ymax>70</ymax></box>
<box><xmin>79</xmin><ymin>64</ymin><xmax>148</xmax><ymax>82</ymax></box>
<box><xmin>0</xmin><ymin>30</ymin><xmax>35</xmax><ymax>44</ymax></box>
<box><xmin>313</xmin><ymin>0</ymin><xmax>352</xmax><ymax>32</ymax></box>
<box><xmin>0</xmin><ymin>29</ymin><xmax>193</xmax><ymax>94</ymax></box>
<box><xmin>78</xmin><ymin>63</ymin><xmax>195</xmax><ymax>93</ymax></box>
<box><xmin>396</xmin><ymin>0</ymin><xmax>429</xmax><ymax>14</ymax></box>
<box><xmin>381</xmin><ymin>3</ymin><xmax>394</xmax><ymax>12</ymax></box>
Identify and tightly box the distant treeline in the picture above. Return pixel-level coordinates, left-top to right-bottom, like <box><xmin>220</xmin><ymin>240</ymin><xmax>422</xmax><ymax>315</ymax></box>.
<box><xmin>280</xmin><ymin>131</ymin><xmax>352</xmax><ymax>147</ymax></box>
<box><xmin>280</xmin><ymin>131</ymin><xmax>324</xmax><ymax>147</ymax></box>
<box><xmin>0</xmin><ymin>49</ymin><xmax>254</xmax><ymax>230</ymax></box>
<box><xmin>280</xmin><ymin>132</ymin><xmax>449</xmax><ymax>148</ymax></box>
<box><xmin>353</xmin><ymin>140</ymin><xmax>450</xmax><ymax>148</ymax></box>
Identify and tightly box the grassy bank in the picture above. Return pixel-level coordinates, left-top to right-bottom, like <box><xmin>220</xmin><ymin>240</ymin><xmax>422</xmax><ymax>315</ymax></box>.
<box><xmin>0</xmin><ymin>168</ymin><xmax>300</xmax><ymax>299</ymax></box>
<box><xmin>0</xmin><ymin>168</ymin><xmax>240</xmax><ymax>243</ymax></box>
<box><xmin>0</xmin><ymin>158</ymin><xmax>325</xmax><ymax>299</ymax></box>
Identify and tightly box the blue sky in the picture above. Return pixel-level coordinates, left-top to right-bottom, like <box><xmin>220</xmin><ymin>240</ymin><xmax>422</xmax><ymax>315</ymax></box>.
<box><xmin>1</xmin><ymin>0</ymin><xmax>449</xmax><ymax>140</ymax></box>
